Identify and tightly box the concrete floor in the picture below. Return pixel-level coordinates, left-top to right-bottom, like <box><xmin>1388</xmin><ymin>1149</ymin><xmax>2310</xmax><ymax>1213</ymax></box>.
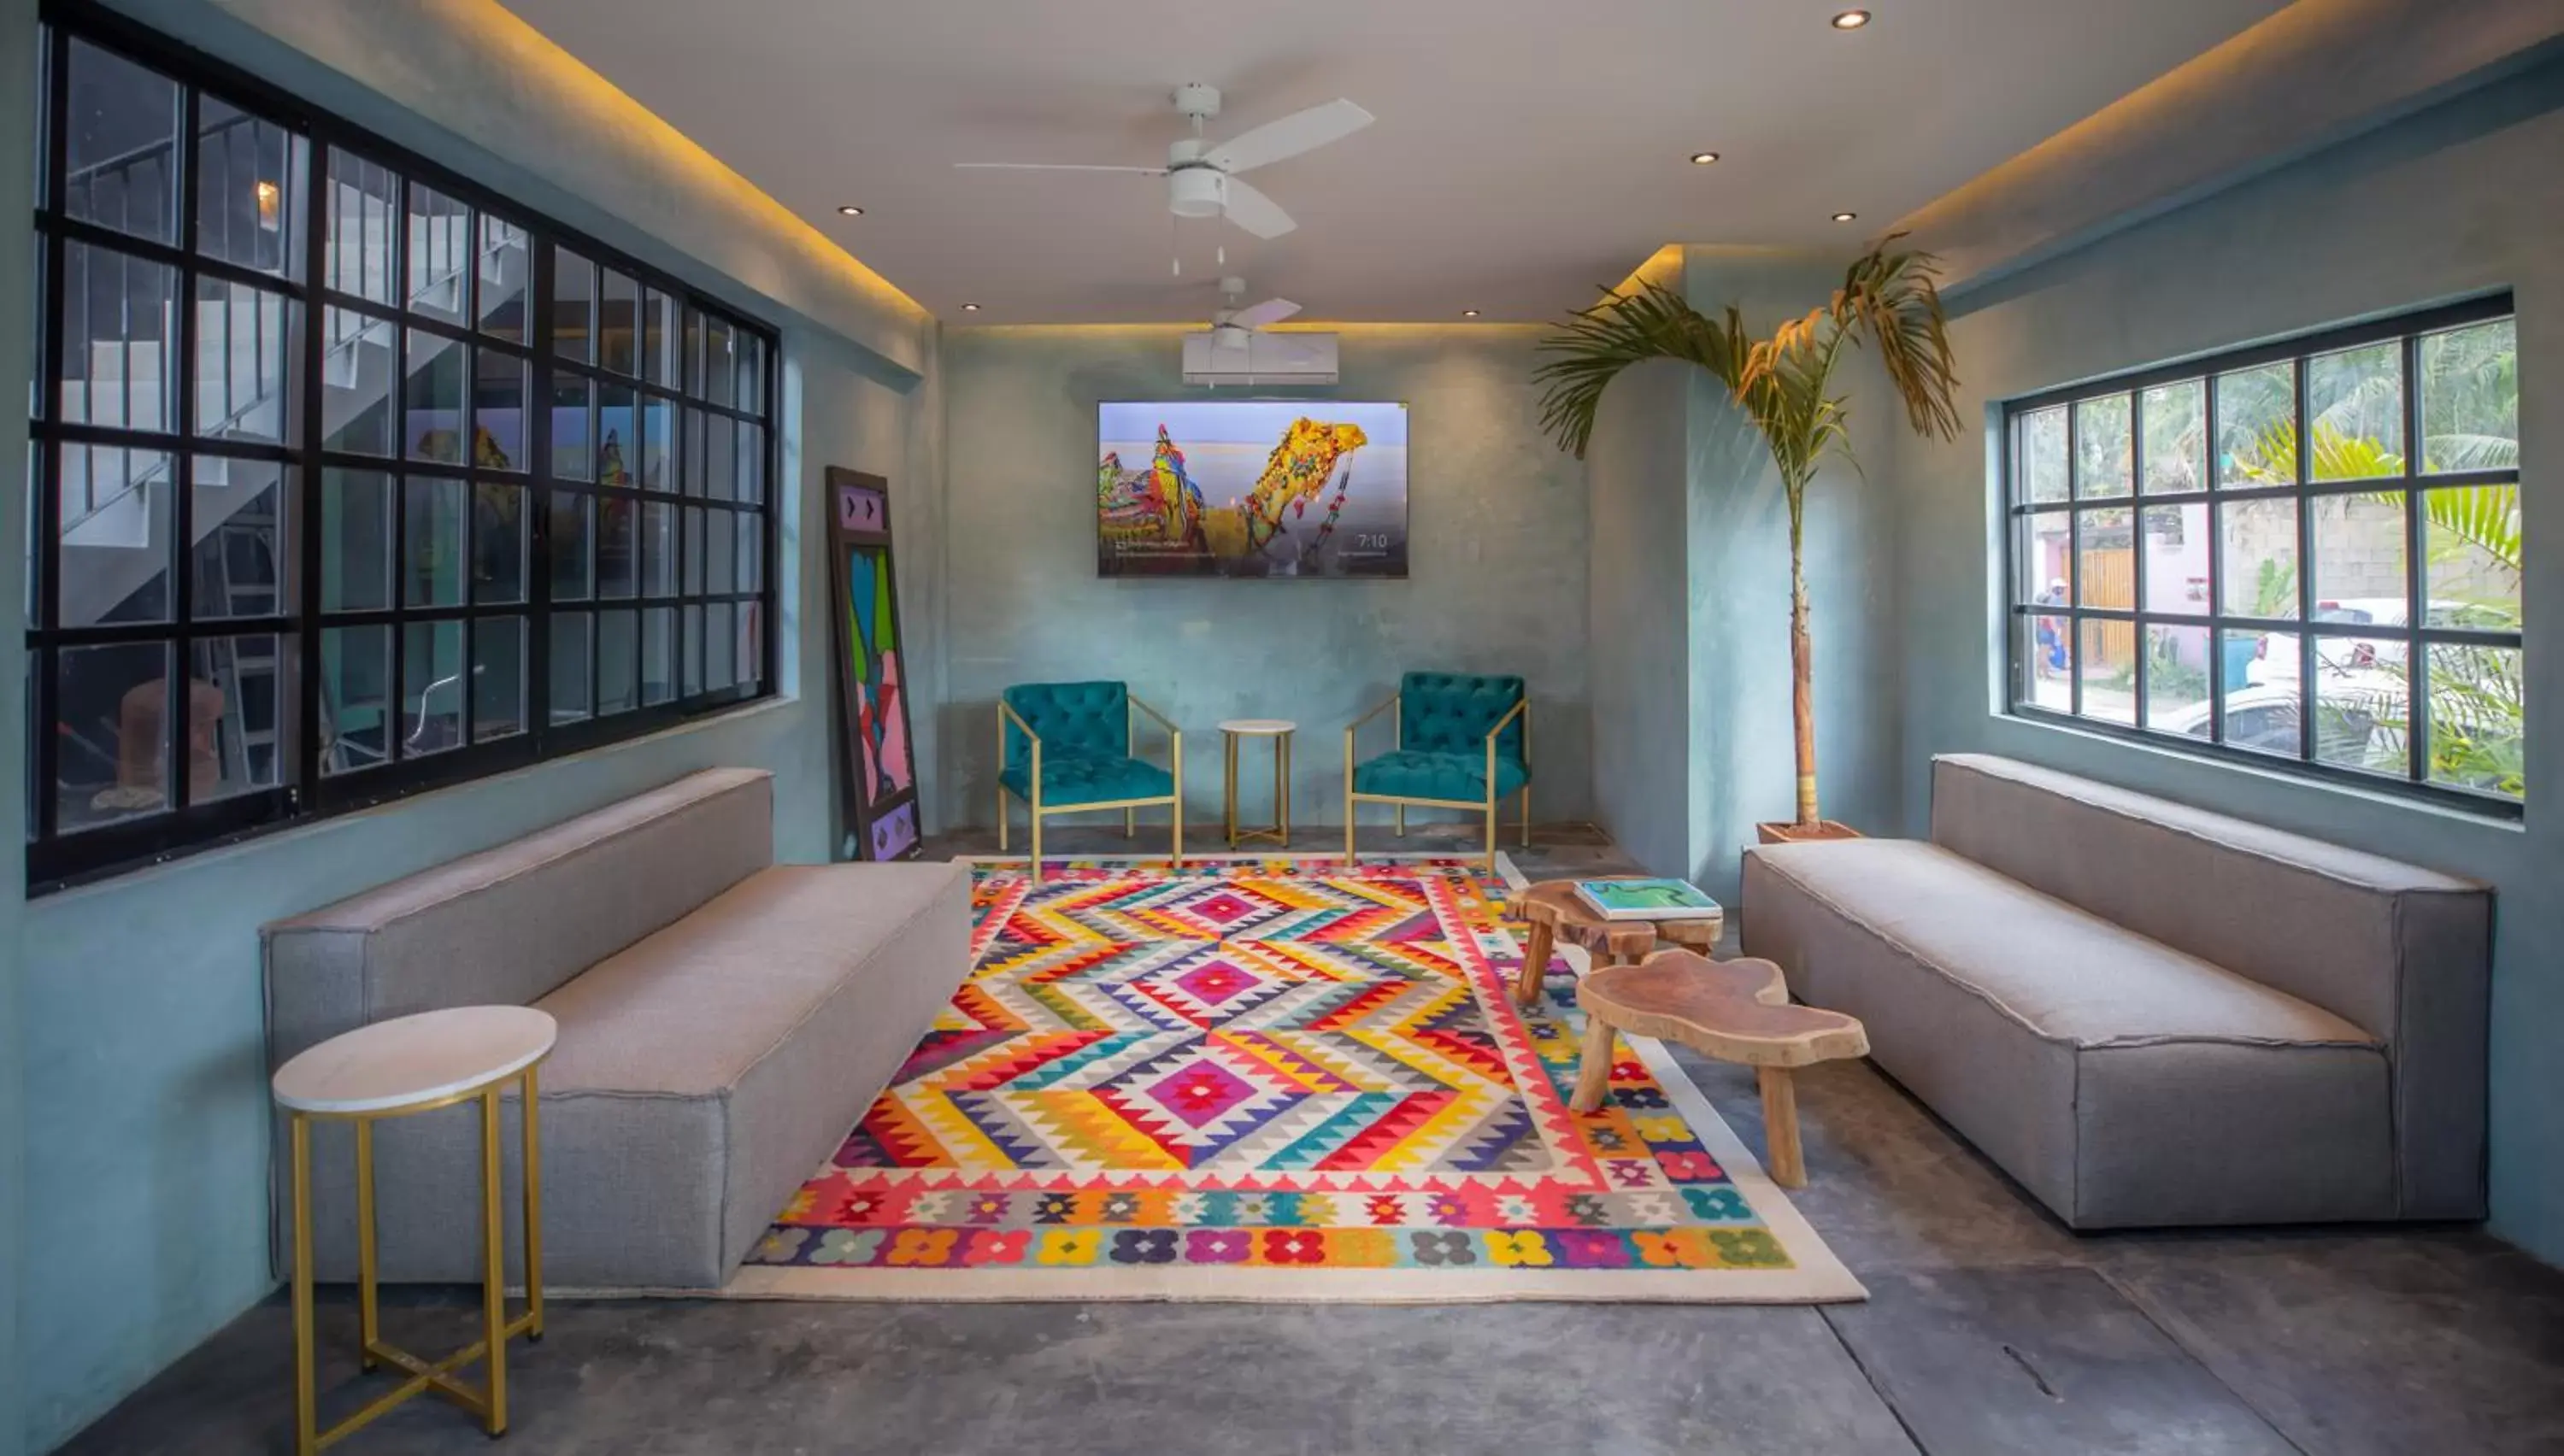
<box><xmin>61</xmin><ymin>825</ymin><xmax>2564</xmax><ymax>1455</ymax></box>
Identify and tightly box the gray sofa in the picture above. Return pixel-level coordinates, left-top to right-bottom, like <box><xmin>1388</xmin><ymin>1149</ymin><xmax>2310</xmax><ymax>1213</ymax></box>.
<box><xmin>1742</xmin><ymin>754</ymin><xmax>2491</xmax><ymax>1230</ymax></box>
<box><xmin>263</xmin><ymin>766</ymin><xmax>971</xmax><ymax>1288</ymax></box>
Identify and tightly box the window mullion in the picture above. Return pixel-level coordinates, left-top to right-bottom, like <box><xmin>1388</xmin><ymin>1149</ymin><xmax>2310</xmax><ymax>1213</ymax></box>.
<box><xmin>296</xmin><ymin>114</ymin><xmax>326</xmax><ymax>807</ymax></box>
<box><xmin>171</xmin><ymin>82</ymin><xmax>201</xmax><ymax>813</ymax></box>
<box><xmin>2403</xmin><ymin>330</ymin><xmax>2429</xmax><ymax>784</ymax></box>
<box><xmin>529</xmin><ymin>240</ymin><xmax>554</xmax><ymax>753</ymax></box>
<box><xmin>2131</xmin><ymin>389</ymin><xmax>2149</xmax><ymax>728</ymax></box>
<box><xmin>2294</xmin><ymin>356</ymin><xmax>2316</xmax><ymax>762</ymax></box>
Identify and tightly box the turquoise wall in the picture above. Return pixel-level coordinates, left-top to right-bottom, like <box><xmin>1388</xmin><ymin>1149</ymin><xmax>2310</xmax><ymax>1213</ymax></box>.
<box><xmin>938</xmin><ymin>326</ymin><xmax>1592</xmax><ymax>833</ymax></box>
<box><xmin>1889</xmin><ymin>57</ymin><xmax>2564</xmax><ymax>1264</ymax></box>
<box><xmin>1585</xmin><ymin>353</ymin><xmax>1695</xmax><ymax>878</ymax></box>
<box><xmin>17</xmin><ymin>5</ymin><xmax>943</xmax><ymax>1448</ymax></box>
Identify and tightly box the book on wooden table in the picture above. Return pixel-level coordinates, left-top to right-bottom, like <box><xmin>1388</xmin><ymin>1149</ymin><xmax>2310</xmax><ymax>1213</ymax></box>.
<box><xmin>1573</xmin><ymin>878</ymin><xmax>1722</xmax><ymax>921</ymax></box>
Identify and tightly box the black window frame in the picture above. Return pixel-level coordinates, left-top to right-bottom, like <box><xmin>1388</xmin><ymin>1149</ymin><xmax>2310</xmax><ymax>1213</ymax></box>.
<box><xmin>2000</xmin><ymin>292</ymin><xmax>2522</xmax><ymax>819</ymax></box>
<box><xmin>25</xmin><ymin>4</ymin><xmax>780</xmax><ymax>893</ymax></box>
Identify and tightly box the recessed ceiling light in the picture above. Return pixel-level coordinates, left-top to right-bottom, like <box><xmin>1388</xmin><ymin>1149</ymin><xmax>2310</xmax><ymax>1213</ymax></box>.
<box><xmin>961</xmin><ymin>302</ymin><xmax>980</xmax><ymax>312</ymax></box>
<box><xmin>1462</xmin><ymin>309</ymin><xmax>1481</xmax><ymax>318</ymax></box>
<box><xmin>836</xmin><ymin>204</ymin><xmax>864</xmax><ymax>216</ymax></box>
<box><xmin>1688</xmin><ymin>151</ymin><xmax>1720</xmax><ymax>166</ymax></box>
<box><xmin>1831</xmin><ymin>9</ymin><xmax>1872</xmax><ymax>29</ymax></box>
<box><xmin>1831</xmin><ymin>211</ymin><xmax>1859</xmax><ymax>222</ymax></box>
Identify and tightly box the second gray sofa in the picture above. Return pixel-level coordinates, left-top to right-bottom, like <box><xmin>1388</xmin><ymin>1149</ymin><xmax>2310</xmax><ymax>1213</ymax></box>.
<box><xmin>1743</xmin><ymin>754</ymin><xmax>2490</xmax><ymax>1230</ymax></box>
<box><xmin>264</xmin><ymin>766</ymin><xmax>972</xmax><ymax>1288</ymax></box>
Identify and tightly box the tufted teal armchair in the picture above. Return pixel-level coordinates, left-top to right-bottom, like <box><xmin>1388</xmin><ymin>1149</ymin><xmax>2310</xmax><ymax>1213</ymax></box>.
<box><xmin>997</xmin><ymin>681</ymin><xmax>1182</xmax><ymax>882</ymax></box>
<box><xmin>1344</xmin><ymin>672</ymin><xmax>1529</xmax><ymax>871</ymax></box>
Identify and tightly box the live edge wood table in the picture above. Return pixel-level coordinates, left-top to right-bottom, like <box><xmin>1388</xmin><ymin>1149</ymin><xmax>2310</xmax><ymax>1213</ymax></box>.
<box><xmin>1568</xmin><ymin>951</ymin><xmax>1868</xmax><ymax>1187</ymax></box>
<box><xmin>271</xmin><ymin>1006</ymin><xmax>556</xmax><ymax>1453</ymax></box>
<box><xmin>1505</xmin><ymin>876</ymin><xmax>1726</xmax><ymax>1008</ymax></box>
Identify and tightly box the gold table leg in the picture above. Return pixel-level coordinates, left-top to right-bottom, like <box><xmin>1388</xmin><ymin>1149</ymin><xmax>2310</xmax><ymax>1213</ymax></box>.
<box><xmin>523</xmin><ymin>1066</ymin><xmax>544</xmax><ymax>1342</ymax></box>
<box><xmin>480</xmin><ymin>1086</ymin><xmax>509</xmax><ymax>1436</ymax></box>
<box><xmin>356</xmin><ymin>1119</ymin><xmax>379</xmax><ymax>1372</ymax></box>
<box><xmin>291</xmin><ymin>1113</ymin><xmax>317</xmax><ymax>1456</ymax></box>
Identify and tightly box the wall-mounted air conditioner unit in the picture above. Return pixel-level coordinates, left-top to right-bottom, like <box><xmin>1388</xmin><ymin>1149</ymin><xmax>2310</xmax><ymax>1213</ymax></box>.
<box><xmin>1181</xmin><ymin>330</ymin><xmax>1338</xmax><ymax>387</ymax></box>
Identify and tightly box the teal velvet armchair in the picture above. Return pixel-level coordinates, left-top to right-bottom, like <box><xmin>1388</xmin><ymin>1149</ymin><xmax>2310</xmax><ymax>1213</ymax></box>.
<box><xmin>1344</xmin><ymin>672</ymin><xmax>1529</xmax><ymax>871</ymax></box>
<box><xmin>997</xmin><ymin>681</ymin><xmax>1182</xmax><ymax>882</ymax></box>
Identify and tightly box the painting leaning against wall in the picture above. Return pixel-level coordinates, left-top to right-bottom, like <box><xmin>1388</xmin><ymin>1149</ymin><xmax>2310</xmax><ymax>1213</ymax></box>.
<box><xmin>828</xmin><ymin>468</ymin><xmax>922</xmax><ymax>860</ymax></box>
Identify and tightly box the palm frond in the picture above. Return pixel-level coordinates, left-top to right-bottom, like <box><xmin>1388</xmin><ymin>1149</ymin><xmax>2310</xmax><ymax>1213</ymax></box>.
<box><xmin>1832</xmin><ymin>237</ymin><xmax>1962</xmax><ymax>442</ymax></box>
<box><xmin>1532</xmin><ymin>280</ymin><xmax>1747</xmax><ymax>459</ymax></box>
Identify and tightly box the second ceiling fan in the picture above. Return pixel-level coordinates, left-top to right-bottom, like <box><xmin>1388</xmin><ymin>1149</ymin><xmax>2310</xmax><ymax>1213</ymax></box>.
<box><xmin>956</xmin><ymin>84</ymin><xmax>1373</xmax><ymax>242</ymax></box>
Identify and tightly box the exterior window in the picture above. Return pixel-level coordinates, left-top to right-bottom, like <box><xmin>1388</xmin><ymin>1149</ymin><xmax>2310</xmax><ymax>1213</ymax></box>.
<box><xmin>24</xmin><ymin>14</ymin><xmax>779</xmax><ymax>889</ymax></box>
<box><xmin>2003</xmin><ymin>297</ymin><xmax>2522</xmax><ymax>813</ymax></box>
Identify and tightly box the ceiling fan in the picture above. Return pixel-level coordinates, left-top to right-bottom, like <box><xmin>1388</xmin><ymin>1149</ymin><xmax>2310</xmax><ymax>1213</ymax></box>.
<box><xmin>956</xmin><ymin>84</ymin><xmax>1373</xmax><ymax>243</ymax></box>
<box><xmin>1211</xmin><ymin>275</ymin><xmax>1300</xmax><ymax>335</ymax></box>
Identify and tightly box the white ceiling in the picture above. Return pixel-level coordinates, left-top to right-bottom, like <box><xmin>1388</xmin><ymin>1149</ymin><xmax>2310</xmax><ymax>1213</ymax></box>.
<box><xmin>501</xmin><ymin>0</ymin><xmax>2292</xmax><ymax>325</ymax></box>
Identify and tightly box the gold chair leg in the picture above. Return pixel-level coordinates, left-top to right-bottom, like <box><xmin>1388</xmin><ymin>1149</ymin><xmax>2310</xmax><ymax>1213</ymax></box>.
<box><xmin>356</xmin><ymin>1118</ymin><xmax>379</xmax><ymax>1371</ymax></box>
<box><xmin>291</xmin><ymin>1113</ymin><xmax>317</xmax><ymax>1456</ymax></box>
<box><xmin>480</xmin><ymin>1087</ymin><xmax>509</xmax><ymax>1436</ymax></box>
<box><xmin>1030</xmin><ymin>807</ymin><xmax>1044</xmax><ymax>884</ymax></box>
<box><xmin>997</xmin><ymin>788</ymin><xmax>1009</xmax><ymax>853</ymax></box>
<box><xmin>1484</xmin><ymin>797</ymin><xmax>1498</xmax><ymax>874</ymax></box>
<box><xmin>1396</xmin><ymin>804</ymin><xmax>1405</xmax><ymax>837</ymax></box>
<box><xmin>1125</xmin><ymin>807</ymin><xmax>1134</xmax><ymax>839</ymax></box>
<box><xmin>522</xmin><ymin>1065</ymin><xmax>544</xmax><ymax>1342</ymax></box>
<box><xmin>1521</xmin><ymin>784</ymin><xmax>1532</xmax><ymax>848</ymax></box>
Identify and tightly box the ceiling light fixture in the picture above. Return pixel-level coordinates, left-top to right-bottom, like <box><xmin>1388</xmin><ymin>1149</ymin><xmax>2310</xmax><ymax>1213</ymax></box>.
<box><xmin>836</xmin><ymin>204</ymin><xmax>864</xmax><ymax>216</ymax></box>
<box><xmin>1831</xmin><ymin>211</ymin><xmax>1859</xmax><ymax>222</ymax></box>
<box><xmin>1462</xmin><ymin>309</ymin><xmax>1481</xmax><ymax>318</ymax></box>
<box><xmin>1831</xmin><ymin>9</ymin><xmax>1873</xmax><ymax>29</ymax></box>
<box><xmin>1688</xmin><ymin>151</ymin><xmax>1720</xmax><ymax>166</ymax></box>
<box><xmin>961</xmin><ymin>302</ymin><xmax>980</xmax><ymax>312</ymax></box>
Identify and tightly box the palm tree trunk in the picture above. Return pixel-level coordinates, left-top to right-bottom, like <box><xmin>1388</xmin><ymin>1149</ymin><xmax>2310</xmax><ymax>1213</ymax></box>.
<box><xmin>1789</xmin><ymin>486</ymin><xmax>1818</xmax><ymax>827</ymax></box>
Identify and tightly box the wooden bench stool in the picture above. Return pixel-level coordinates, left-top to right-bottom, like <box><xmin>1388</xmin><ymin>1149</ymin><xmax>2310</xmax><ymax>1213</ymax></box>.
<box><xmin>1568</xmin><ymin>950</ymin><xmax>1867</xmax><ymax>1188</ymax></box>
<box><xmin>1505</xmin><ymin>877</ymin><xmax>1725</xmax><ymax>1008</ymax></box>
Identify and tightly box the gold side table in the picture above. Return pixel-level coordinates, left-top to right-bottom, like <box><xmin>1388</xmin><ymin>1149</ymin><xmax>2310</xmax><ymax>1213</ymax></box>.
<box><xmin>272</xmin><ymin>1006</ymin><xmax>556</xmax><ymax>1453</ymax></box>
<box><xmin>1220</xmin><ymin>719</ymin><xmax>1296</xmax><ymax>848</ymax></box>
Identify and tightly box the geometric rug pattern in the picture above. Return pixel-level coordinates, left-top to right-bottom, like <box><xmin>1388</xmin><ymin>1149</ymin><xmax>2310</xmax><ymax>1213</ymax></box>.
<box><xmin>733</xmin><ymin>857</ymin><xmax>1862</xmax><ymax>1302</ymax></box>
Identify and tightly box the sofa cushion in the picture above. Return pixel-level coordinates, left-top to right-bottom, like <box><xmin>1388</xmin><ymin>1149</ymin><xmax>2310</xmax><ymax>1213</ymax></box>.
<box><xmin>1354</xmin><ymin>749</ymin><xmax>1529</xmax><ymax>803</ymax></box>
<box><xmin>264</xmin><ymin>767</ymin><xmax>776</xmax><ymax>1062</ymax></box>
<box><xmin>1748</xmin><ymin>838</ymin><xmax>2378</xmax><ymax>1048</ymax></box>
<box><xmin>999</xmin><ymin>752</ymin><xmax>1173</xmax><ymax>807</ymax></box>
<box><xmin>1398</xmin><ymin>672</ymin><xmax>1526</xmax><ymax>761</ymax></box>
<box><xmin>1003</xmin><ymin>681</ymin><xmax>1131</xmax><ymax>768</ymax></box>
<box><xmin>279</xmin><ymin>860</ymin><xmax>973</xmax><ymax>1288</ymax></box>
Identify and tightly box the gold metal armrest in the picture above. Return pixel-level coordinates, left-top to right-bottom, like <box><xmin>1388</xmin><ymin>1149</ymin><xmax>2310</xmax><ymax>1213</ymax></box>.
<box><xmin>1349</xmin><ymin>692</ymin><xmax>1400</xmax><ymax>732</ymax></box>
<box><xmin>997</xmin><ymin>698</ymin><xmax>1040</xmax><ymax>749</ymax></box>
<box><xmin>1482</xmin><ymin>696</ymin><xmax>1528</xmax><ymax>753</ymax></box>
<box><xmin>1129</xmin><ymin>693</ymin><xmax>1179</xmax><ymax>736</ymax></box>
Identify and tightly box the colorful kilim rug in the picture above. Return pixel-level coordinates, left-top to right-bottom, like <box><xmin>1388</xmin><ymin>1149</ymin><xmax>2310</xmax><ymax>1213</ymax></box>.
<box><xmin>729</xmin><ymin>855</ymin><xmax>1861</xmax><ymax>1301</ymax></box>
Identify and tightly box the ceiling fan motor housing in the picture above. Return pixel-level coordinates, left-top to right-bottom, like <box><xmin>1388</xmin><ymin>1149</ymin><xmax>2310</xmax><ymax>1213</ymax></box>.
<box><xmin>1167</xmin><ymin>167</ymin><xmax>1226</xmax><ymax>218</ymax></box>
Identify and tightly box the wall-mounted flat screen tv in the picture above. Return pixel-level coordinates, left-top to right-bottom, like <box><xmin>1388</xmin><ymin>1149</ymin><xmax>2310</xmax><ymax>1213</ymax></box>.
<box><xmin>1097</xmin><ymin>400</ymin><xmax>1408</xmax><ymax>578</ymax></box>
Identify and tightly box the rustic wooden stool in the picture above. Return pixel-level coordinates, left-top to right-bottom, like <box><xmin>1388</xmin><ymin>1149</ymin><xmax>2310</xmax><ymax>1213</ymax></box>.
<box><xmin>1568</xmin><ymin>950</ymin><xmax>1867</xmax><ymax>1188</ymax></box>
<box><xmin>1505</xmin><ymin>877</ymin><xmax>1725</xmax><ymax>1008</ymax></box>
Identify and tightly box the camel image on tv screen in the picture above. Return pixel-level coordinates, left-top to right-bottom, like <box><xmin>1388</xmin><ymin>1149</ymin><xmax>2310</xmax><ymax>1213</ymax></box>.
<box><xmin>1097</xmin><ymin>400</ymin><xmax>1408</xmax><ymax>578</ymax></box>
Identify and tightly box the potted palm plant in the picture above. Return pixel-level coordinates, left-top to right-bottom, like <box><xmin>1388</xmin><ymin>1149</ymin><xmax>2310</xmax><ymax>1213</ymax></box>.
<box><xmin>1534</xmin><ymin>239</ymin><xmax>1961</xmax><ymax>842</ymax></box>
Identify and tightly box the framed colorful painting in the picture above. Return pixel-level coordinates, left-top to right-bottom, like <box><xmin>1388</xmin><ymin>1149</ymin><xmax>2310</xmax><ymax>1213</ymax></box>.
<box><xmin>826</xmin><ymin>468</ymin><xmax>922</xmax><ymax>860</ymax></box>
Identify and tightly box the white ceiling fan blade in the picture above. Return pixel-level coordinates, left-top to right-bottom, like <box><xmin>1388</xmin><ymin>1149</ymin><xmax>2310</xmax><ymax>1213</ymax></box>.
<box><xmin>1230</xmin><ymin>297</ymin><xmax>1301</xmax><ymax>330</ymax></box>
<box><xmin>1219</xmin><ymin>176</ymin><xmax>1296</xmax><ymax>239</ymax></box>
<box><xmin>953</xmin><ymin>162</ymin><xmax>1168</xmax><ymax>173</ymax></box>
<box><xmin>1204</xmin><ymin>99</ymin><xmax>1374</xmax><ymax>174</ymax></box>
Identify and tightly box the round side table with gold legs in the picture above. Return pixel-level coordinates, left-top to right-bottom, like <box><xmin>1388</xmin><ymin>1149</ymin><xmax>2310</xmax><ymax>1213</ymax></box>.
<box><xmin>1220</xmin><ymin>719</ymin><xmax>1296</xmax><ymax>848</ymax></box>
<box><xmin>272</xmin><ymin>1006</ymin><xmax>556</xmax><ymax>1453</ymax></box>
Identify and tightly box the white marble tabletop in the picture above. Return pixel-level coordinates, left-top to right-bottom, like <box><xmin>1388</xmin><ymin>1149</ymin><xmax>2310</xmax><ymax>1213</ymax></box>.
<box><xmin>1217</xmin><ymin>719</ymin><xmax>1297</xmax><ymax>735</ymax></box>
<box><xmin>272</xmin><ymin>1006</ymin><xmax>557</xmax><ymax>1114</ymax></box>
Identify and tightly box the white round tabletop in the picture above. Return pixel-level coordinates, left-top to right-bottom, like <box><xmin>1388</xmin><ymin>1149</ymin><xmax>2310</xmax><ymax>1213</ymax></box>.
<box><xmin>273</xmin><ymin>1006</ymin><xmax>558</xmax><ymax>1115</ymax></box>
<box><xmin>1218</xmin><ymin>719</ymin><xmax>1297</xmax><ymax>735</ymax></box>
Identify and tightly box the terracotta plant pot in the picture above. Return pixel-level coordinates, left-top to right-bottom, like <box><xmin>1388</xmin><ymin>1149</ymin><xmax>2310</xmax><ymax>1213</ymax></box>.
<box><xmin>1755</xmin><ymin>819</ymin><xmax>1863</xmax><ymax>846</ymax></box>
